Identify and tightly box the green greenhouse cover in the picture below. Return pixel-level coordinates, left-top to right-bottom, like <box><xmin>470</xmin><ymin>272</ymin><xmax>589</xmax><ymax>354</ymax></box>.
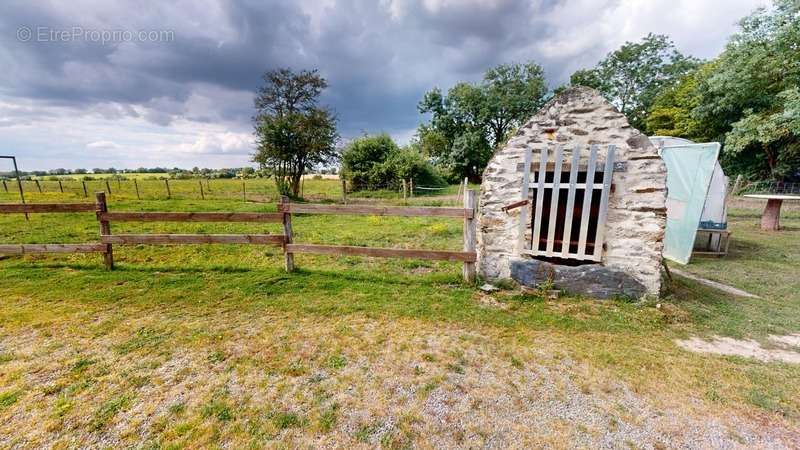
<box><xmin>660</xmin><ymin>143</ymin><xmax>721</xmax><ymax>264</ymax></box>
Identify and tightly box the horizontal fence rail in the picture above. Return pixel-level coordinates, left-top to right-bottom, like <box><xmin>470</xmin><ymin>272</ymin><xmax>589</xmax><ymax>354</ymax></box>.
<box><xmin>280</xmin><ymin>191</ymin><xmax>478</xmax><ymax>281</ymax></box>
<box><xmin>100</xmin><ymin>234</ymin><xmax>285</xmax><ymax>245</ymax></box>
<box><xmin>0</xmin><ymin>190</ymin><xmax>479</xmax><ymax>282</ymax></box>
<box><xmin>285</xmin><ymin>244</ymin><xmax>476</xmax><ymax>262</ymax></box>
<box><xmin>0</xmin><ymin>244</ymin><xmax>105</xmax><ymax>254</ymax></box>
<box><xmin>0</xmin><ymin>203</ymin><xmax>96</xmax><ymax>213</ymax></box>
<box><xmin>279</xmin><ymin>203</ymin><xmax>473</xmax><ymax>219</ymax></box>
<box><xmin>98</xmin><ymin>212</ymin><xmax>283</xmax><ymax>222</ymax></box>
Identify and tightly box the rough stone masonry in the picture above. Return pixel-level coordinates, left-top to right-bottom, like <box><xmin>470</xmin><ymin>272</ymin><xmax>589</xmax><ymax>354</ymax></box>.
<box><xmin>477</xmin><ymin>86</ymin><xmax>667</xmax><ymax>298</ymax></box>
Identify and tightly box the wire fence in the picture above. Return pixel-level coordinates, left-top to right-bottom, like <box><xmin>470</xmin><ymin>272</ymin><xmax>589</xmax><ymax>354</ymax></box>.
<box><xmin>0</xmin><ymin>177</ymin><xmax>467</xmax><ymax>205</ymax></box>
<box><xmin>740</xmin><ymin>180</ymin><xmax>800</xmax><ymax>196</ymax></box>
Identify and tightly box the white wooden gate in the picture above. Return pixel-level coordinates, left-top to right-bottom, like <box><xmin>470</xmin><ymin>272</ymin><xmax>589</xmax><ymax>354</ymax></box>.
<box><xmin>517</xmin><ymin>144</ymin><xmax>615</xmax><ymax>262</ymax></box>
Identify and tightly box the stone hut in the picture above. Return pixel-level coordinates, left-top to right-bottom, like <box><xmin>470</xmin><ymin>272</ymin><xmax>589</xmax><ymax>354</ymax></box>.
<box><xmin>477</xmin><ymin>87</ymin><xmax>667</xmax><ymax>299</ymax></box>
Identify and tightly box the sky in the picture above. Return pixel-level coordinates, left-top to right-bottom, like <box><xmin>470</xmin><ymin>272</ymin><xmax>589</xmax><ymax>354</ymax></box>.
<box><xmin>0</xmin><ymin>0</ymin><xmax>767</xmax><ymax>171</ymax></box>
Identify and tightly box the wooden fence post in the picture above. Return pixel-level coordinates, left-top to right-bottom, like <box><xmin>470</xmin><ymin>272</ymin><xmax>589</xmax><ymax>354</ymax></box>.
<box><xmin>463</xmin><ymin>189</ymin><xmax>477</xmax><ymax>283</ymax></box>
<box><xmin>402</xmin><ymin>179</ymin><xmax>407</xmax><ymax>201</ymax></box>
<box><xmin>341</xmin><ymin>178</ymin><xmax>347</xmax><ymax>204</ymax></box>
<box><xmin>165</xmin><ymin>179</ymin><xmax>171</xmax><ymax>199</ymax></box>
<box><xmin>199</xmin><ymin>180</ymin><xmax>205</xmax><ymax>199</ymax></box>
<box><xmin>105</xmin><ymin>180</ymin><xmax>112</xmax><ymax>195</ymax></box>
<box><xmin>409</xmin><ymin>179</ymin><xmax>414</xmax><ymax>198</ymax></box>
<box><xmin>281</xmin><ymin>195</ymin><xmax>294</xmax><ymax>272</ymax></box>
<box><xmin>58</xmin><ymin>180</ymin><xmax>63</xmax><ymax>193</ymax></box>
<box><xmin>35</xmin><ymin>179</ymin><xmax>42</xmax><ymax>193</ymax></box>
<box><xmin>2</xmin><ymin>180</ymin><xmax>7</xmax><ymax>192</ymax></box>
<box><xmin>242</xmin><ymin>180</ymin><xmax>246</xmax><ymax>202</ymax></box>
<box><xmin>134</xmin><ymin>179</ymin><xmax>140</xmax><ymax>200</ymax></box>
<box><xmin>206</xmin><ymin>178</ymin><xmax>211</xmax><ymax>192</ymax></box>
<box><xmin>95</xmin><ymin>192</ymin><xmax>114</xmax><ymax>269</ymax></box>
<box><xmin>82</xmin><ymin>181</ymin><xmax>88</xmax><ymax>197</ymax></box>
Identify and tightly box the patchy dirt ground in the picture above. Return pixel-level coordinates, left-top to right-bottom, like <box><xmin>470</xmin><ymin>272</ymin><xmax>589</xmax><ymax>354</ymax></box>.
<box><xmin>677</xmin><ymin>334</ymin><xmax>800</xmax><ymax>364</ymax></box>
<box><xmin>2</xmin><ymin>312</ymin><xmax>799</xmax><ymax>449</ymax></box>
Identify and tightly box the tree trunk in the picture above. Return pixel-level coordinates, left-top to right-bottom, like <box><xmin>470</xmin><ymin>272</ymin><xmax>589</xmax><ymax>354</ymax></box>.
<box><xmin>761</xmin><ymin>198</ymin><xmax>782</xmax><ymax>231</ymax></box>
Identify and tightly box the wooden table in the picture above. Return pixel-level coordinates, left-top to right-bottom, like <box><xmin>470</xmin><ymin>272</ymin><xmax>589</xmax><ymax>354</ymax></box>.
<box><xmin>743</xmin><ymin>194</ymin><xmax>800</xmax><ymax>230</ymax></box>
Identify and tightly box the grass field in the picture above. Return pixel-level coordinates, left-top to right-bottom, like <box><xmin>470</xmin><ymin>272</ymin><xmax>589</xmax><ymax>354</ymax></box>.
<box><xmin>0</xmin><ymin>191</ymin><xmax>799</xmax><ymax>447</ymax></box>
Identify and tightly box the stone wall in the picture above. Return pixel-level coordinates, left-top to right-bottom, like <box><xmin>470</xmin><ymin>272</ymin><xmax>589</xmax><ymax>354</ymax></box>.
<box><xmin>477</xmin><ymin>86</ymin><xmax>667</xmax><ymax>297</ymax></box>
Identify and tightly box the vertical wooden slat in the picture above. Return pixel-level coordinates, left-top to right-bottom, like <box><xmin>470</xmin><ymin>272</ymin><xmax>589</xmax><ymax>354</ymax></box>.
<box><xmin>96</xmin><ymin>192</ymin><xmax>114</xmax><ymax>269</ymax></box>
<box><xmin>592</xmin><ymin>145</ymin><xmax>616</xmax><ymax>261</ymax></box>
<box><xmin>531</xmin><ymin>146</ymin><xmax>549</xmax><ymax>253</ymax></box>
<box><xmin>577</xmin><ymin>145</ymin><xmax>598</xmax><ymax>257</ymax></box>
<box><xmin>561</xmin><ymin>145</ymin><xmax>581</xmax><ymax>258</ymax></box>
<box><xmin>545</xmin><ymin>145</ymin><xmax>564</xmax><ymax>255</ymax></box>
<box><xmin>516</xmin><ymin>148</ymin><xmax>533</xmax><ymax>254</ymax></box>
<box><xmin>281</xmin><ymin>195</ymin><xmax>294</xmax><ymax>272</ymax></box>
<box><xmin>462</xmin><ymin>189</ymin><xmax>476</xmax><ymax>283</ymax></box>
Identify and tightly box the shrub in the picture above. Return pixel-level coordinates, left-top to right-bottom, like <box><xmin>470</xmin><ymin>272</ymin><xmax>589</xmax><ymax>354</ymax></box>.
<box><xmin>341</xmin><ymin>133</ymin><xmax>445</xmax><ymax>190</ymax></box>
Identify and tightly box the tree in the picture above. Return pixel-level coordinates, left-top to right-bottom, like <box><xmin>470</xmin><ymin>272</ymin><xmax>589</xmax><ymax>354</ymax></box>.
<box><xmin>417</xmin><ymin>61</ymin><xmax>548</xmax><ymax>182</ymax></box>
<box><xmin>570</xmin><ymin>33</ymin><xmax>699</xmax><ymax>131</ymax></box>
<box><xmin>340</xmin><ymin>134</ymin><xmax>399</xmax><ymax>189</ymax></box>
<box><xmin>253</xmin><ymin>68</ymin><xmax>338</xmax><ymax>197</ymax></box>
<box><xmin>692</xmin><ymin>0</ymin><xmax>800</xmax><ymax>181</ymax></box>
<box><xmin>646</xmin><ymin>62</ymin><xmax>717</xmax><ymax>141</ymax></box>
<box><xmin>340</xmin><ymin>133</ymin><xmax>445</xmax><ymax>190</ymax></box>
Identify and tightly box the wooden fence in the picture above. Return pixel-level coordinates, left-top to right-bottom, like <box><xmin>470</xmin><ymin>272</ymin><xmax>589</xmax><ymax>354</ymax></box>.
<box><xmin>0</xmin><ymin>190</ymin><xmax>478</xmax><ymax>281</ymax></box>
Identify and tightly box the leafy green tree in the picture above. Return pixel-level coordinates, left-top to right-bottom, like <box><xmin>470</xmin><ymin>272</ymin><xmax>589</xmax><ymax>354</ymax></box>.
<box><xmin>570</xmin><ymin>33</ymin><xmax>699</xmax><ymax>131</ymax></box>
<box><xmin>692</xmin><ymin>0</ymin><xmax>800</xmax><ymax>180</ymax></box>
<box><xmin>340</xmin><ymin>133</ymin><xmax>445</xmax><ymax>190</ymax></box>
<box><xmin>417</xmin><ymin>62</ymin><xmax>548</xmax><ymax>182</ymax></box>
<box><xmin>340</xmin><ymin>133</ymin><xmax>399</xmax><ymax>188</ymax></box>
<box><xmin>253</xmin><ymin>68</ymin><xmax>339</xmax><ymax>196</ymax></box>
<box><xmin>646</xmin><ymin>62</ymin><xmax>717</xmax><ymax>140</ymax></box>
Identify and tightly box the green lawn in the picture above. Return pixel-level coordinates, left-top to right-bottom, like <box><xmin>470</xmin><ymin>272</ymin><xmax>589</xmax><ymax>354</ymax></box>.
<box><xmin>0</xmin><ymin>194</ymin><xmax>798</xmax><ymax>447</ymax></box>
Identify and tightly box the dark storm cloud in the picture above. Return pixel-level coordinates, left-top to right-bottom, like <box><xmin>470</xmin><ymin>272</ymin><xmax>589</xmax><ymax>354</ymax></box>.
<box><xmin>0</xmin><ymin>0</ymin><xmax>563</xmax><ymax>137</ymax></box>
<box><xmin>0</xmin><ymin>0</ymin><xmax>764</xmax><ymax>169</ymax></box>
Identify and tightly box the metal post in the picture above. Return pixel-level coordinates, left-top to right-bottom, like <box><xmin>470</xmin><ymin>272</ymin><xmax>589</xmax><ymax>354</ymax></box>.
<box><xmin>0</xmin><ymin>156</ymin><xmax>28</xmax><ymax>220</ymax></box>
